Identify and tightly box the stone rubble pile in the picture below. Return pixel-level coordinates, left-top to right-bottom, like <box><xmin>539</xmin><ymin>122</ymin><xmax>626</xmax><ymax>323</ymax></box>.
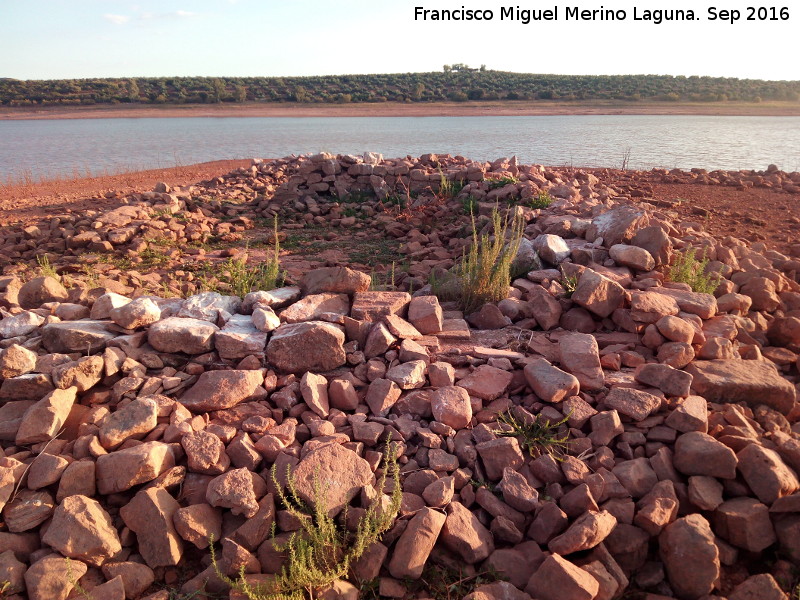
<box><xmin>0</xmin><ymin>155</ymin><xmax>800</xmax><ymax>599</ymax></box>
<box><xmin>2</xmin><ymin>153</ymin><xmax>798</xmax><ymax>298</ymax></box>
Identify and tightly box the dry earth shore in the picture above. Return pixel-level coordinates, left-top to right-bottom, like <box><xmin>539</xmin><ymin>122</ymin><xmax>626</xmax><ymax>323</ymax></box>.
<box><xmin>2</xmin><ymin>100</ymin><xmax>800</xmax><ymax>120</ymax></box>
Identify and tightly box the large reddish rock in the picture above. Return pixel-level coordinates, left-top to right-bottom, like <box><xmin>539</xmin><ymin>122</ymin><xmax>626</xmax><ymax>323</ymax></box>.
<box><xmin>441</xmin><ymin>501</ymin><xmax>495</xmax><ymax>563</ymax></box>
<box><xmin>291</xmin><ymin>443</ymin><xmax>374</xmax><ymax>517</ymax></box>
<box><xmin>737</xmin><ymin>444</ymin><xmax>800</xmax><ymax>504</ymax></box>
<box><xmin>301</xmin><ymin>266</ymin><xmax>371</xmax><ymax>295</ymax></box>
<box><xmin>457</xmin><ymin>364</ymin><xmax>513</xmax><ymax>400</ymax></box>
<box><xmin>714</xmin><ymin>497</ymin><xmax>776</xmax><ymax>552</ymax></box>
<box><xmin>41</xmin><ymin>495</ymin><xmax>121</xmax><ymax>567</ymax></box>
<box><xmin>147</xmin><ymin>317</ymin><xmax>218</xmax><ymax>354</ymax></box>
<box><xmin>351</xmin><ymin>291</ymin><xmax>411</xmax><ymax>321</ymax></box>
<box><xmin>101</xmin><ymin>563</ymin><xmax>155</xmax><ymax>600</ymax></box>
<box><xmin>181</xmin><ymin>430</ymin><xmax>230</xmax><ymax>475</ymax></box>
<box><xmin>110</xmin><ymin>296</ymin><xmax>161</xmax><ymax>329</ymax></box>
<box><xmin>673</xmin><ymin>431</ymin><xmax>737</xmax><ymax>479</ymax></box>
<box><xmin>42</xmin><ymin>320</ymin><xmax>117</xmax><ymax>353</ymax></box>
<box><xmin>280</xmin><ymin>293</ymin><xmax>350</xmax><ymax>323</ymax></box>
<box><xmin>388</xmin><ymin>507</ymin><xmax>445</xmax><ymax>579</ymax></box>
<box><xmin>206</xmin><ymin>467</ymin><xmax>262</xmax><ymax>518</ymax></box>
<box><xmin>523</xmin><ymin>358</ymin><xmax>580</xmax><ymax>403</ymax></box>
<box><xmin>0</xmin><ymin>344</ymin><xmax>36</xmax><ymax>379</ymax></box>
<box><xmin>559</xmin><ymin>332</ymin><xmax>604</xmax><ymax>390</ymax></box>
<box><xmin>586</xmin><ymin>206</ymin><xmax>650</xmax><ymax>247</ymax></box>
<box><xmin>525</xmin><ymin>553</ymin><xmax>599</xmax><ymax>600</ymax></box>
<box><xmin>18</xmin><ymin>276</ymin><xmax>68</xmax><ymax>308</ymax></box>
<box><xmin>686</xmin><ymin>359</ymin><xmax>796</xmax><ymax>414</ymax></box>
<box><xmin>548</xmin><ymin>510</ymin><xmax>617</xmax><ymax>555</ymax></box>
<box><xmin>96</xmin><ymin>441</ymin><xmax>175</xmax><ymax>494</ymax></box>
<box><xmin>15</xmin><ymin>387</ymin><xmax>76</xmax><ymax>445</ymax></box>
<box><xmin>120</xmin><ymin>487</ymin><xmax>183</xmax><ymax>568</ymax></box>
<box><xmin>173</xmin><ymin>504</ymin><xmax>222</xmax><ymax>549</ymax></box>
<box><xmin>179</xmin><ymin>370</ymin><xmax>264</xmax><ymax>412</ymax></box>
<box><xmin>25</xmin><ymin>555</ymin><xmax>88</xmax><ymax>600</ymax></box>
<box><xmin>476</xmin><ymin>437</ymin><xmax>524</xmax><ymax>481</ymax></box>
<box><xmin>98</xmin><ymin>396</ymin><xmax>159</xmax><ymax>449</ymax></box>
<box><xmin>634</xmin><ymin>363</ymin><xmax>693</xmax><ymax>398</ymax></box>
<box><xmin>571</xmin><ymin>269</ymin><xmax>626</xmax><ymax>318</ymax></box>
<box><xmin>659</xmin><ymin>514</ymin><xmax>719</xmax><ymax>599</ymax></box>
<box><xmin>408</xmin><ymin>295</ymin><xmax>444</xmax><ymax>334</ymax></box>
<box><xmin>431</xmin><ymin>385</ymin><xmax>472</xmax><ymax>429</ymax></box>
<box><xmin>266</xmin><ymin>321</ymin><xmax>346</xmax><ymax>373</ymax></box>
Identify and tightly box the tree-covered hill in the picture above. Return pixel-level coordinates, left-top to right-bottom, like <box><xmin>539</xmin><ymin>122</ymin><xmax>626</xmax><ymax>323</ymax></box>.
<box><xmin>2</xmin><ymin>69</ymin><xmax>799</xmax><ymax>106</ymax></box>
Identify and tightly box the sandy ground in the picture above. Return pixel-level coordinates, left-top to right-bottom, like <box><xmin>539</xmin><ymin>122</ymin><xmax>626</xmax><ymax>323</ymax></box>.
<box><xmin>2</xmin><ymin>100</ymin><xmax>800</xmax><ymax>120</ymax></box>
<box><xmin>0</xmin><ymin>160</ymin><xmax>250</xmax><ymax>226</ymax></box>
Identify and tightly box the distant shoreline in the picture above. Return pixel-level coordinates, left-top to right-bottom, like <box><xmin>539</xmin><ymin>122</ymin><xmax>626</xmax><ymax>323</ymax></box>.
<box><xmin>2</xmin><ymin>100</ymin><xmax>800</xmax><ymax>120</ymax></box>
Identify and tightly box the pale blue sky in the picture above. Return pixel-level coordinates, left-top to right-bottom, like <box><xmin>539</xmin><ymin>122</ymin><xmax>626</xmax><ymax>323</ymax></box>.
<box><xmin>1</xmin><ymin>0</ymin><xmax>797</xmax><ymax>80</ymax></box>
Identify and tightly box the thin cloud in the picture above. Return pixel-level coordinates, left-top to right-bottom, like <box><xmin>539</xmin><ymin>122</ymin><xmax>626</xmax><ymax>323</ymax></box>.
<box><xmin>104</xmin><ymin>14</ymin><xmax>131</xmax><ymax>25</ymax></box>
<box><xmin>140</xmin><ymin>10</ymin><xmax>199</xmax><ymax>20</ymax></box>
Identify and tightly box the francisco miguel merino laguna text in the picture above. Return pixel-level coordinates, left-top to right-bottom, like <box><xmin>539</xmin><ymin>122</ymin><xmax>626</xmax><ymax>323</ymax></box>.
<box><xmin>415</xmin><ymin>5</ymin><xmax>699</xmax><ymax>24</ymax></box>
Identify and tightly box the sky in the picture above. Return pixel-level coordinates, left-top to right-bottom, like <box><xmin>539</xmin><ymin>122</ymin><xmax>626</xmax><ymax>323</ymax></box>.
<box><xmin>0</xmin><ymin>0</ymin><xmax>798</xmax><ymax>81</ymax></box>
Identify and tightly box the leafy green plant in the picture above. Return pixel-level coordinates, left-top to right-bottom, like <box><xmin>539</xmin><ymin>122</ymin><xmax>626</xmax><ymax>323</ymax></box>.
<box><xmin>485</xmin><ymin>175</ymin><xmax>519</xmax><ymax>190</ymax></box>
<box><xmin>494</xmin><ymin>409</ymin><xmax>571</xmax><ymax>460</ymax></box>
<box><xmin>667</xmin><ymin>247</ymin><xmax>719</xmax><ymax>294</ymax></box>
<box><xmin>560</xmin><ymin>269</ymin><xmax>579</xmax><ymax>298</ymax></box>
<box><xmin>431</xmin><ymin>208</ymin><xmax>524</xmax><ymax>314</ymax></box>
<box><xmin>460</xmin><ymin>195</ymin><xmax>479</xmax><ymax>215</ymax></box>
<box><xmin>212</xmin><ymin>443</ymin><xmax>402</xmax><ymax>600</ymax></box>
<box><xmin>528</xmin><ymin>190</ymin><xmax>554</xmax><ymax>209</ymax></box>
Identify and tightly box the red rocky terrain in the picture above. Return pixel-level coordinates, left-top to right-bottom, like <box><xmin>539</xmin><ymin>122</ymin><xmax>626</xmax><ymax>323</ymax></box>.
<box><xmin>1</xmin><ymin>153</ymin><xmax>800</xmax><ymax>599</ymax></box>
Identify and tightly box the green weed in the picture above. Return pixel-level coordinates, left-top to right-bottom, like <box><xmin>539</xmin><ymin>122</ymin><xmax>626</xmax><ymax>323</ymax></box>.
<box><xmin>431</xmin><ymin>208</ymin><xmax>524</xmax><ymax>314</ymax></box>
<box><xmin>528</xmin><ymin>190</ymin><xmax>554</xmax><ymax>209</ymax></box>
<box><xmin>494</xmin><ymin>409</ymin><xmax>571</xmax><ymax>460</ymax></box>
<box><xmin>404</xmin><ymin>563</ymin><xmax>507</xmax><ymax>600</ymax></box>
<box><xmin>460</xmin><ymin>195</ymin><xmax>479</xmax><ymax>215</ymax></box>
<box><xmin>36</xmin><ymin>254</ymin><xmax>59</xmax><ymax>280</ymax></box>
<box><xmin>437</xmin><ymin>169</ymin><xmax>466</xmax><ymax>199</ymax></box>
<box><xmin>486</xmin><ymin>175</ymin><xmax>519</xmax><ymax>190</ymax></box>
<box><xmin>560</xmin><ymin>269</ymin><xmax>579</xmax><ymax>298</ymax></box>
<box><xmin>667</xmin><ymin>247</ymin><xmax>719</xmax><ymax>294</ymax></box>
<box><xmin>212</xmin><ymin>442</ymin><xmax>402</xmax><ymax>600</ymax></box>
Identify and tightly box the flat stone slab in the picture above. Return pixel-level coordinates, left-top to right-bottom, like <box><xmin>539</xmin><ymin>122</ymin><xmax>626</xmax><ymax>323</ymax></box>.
<box><xmin>351</xmin><ymin>291</ymin><xmax>411</xmax><ymax>321</ymax></box>
<box><xmin>686</xmin><ymin>359</ymin><xmax>796</xmax><ymax>414</ymax></box>
<box><xmin>41</xmin><ymin>321</ymin><xmax>117</xmax><ymax>354</ymax></box>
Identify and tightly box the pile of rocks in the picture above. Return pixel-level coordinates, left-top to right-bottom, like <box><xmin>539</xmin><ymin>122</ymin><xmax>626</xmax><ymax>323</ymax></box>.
<box><xmin>1</xmin><ymin>156</ymin><xmax>800</xmax><ymax>599</ymax></box>
<box><xmin>2</xmin><ymin>153</ymin><xmax>798</xmax><ymax>299</ymax></box>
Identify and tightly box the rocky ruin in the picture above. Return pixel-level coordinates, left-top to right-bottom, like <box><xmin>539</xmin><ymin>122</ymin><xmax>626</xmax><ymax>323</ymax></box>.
<box><xmin>1</xmin><ymin>153</ymin><xmax>800</xmax><ymax>599</ymax></box>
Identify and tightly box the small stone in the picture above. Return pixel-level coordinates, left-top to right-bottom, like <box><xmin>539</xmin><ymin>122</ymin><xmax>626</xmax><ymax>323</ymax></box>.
<box><xmin>18</xmin><ymin>276</ymin><xmax>68</xmax><ymax>308</ymax></box>
<box><xmin>603</xmin><ymin>387</ymin><xmax>661</xmax><ymax>422</ymax></box>
<box><xmin>0</xmin><ymin>344</ymin><xmax>37</xmax><ymax>379</ymax></box>
<box><xmin>110</xmin><ymin>296</ymin><xmax>161</xmax><ymax>329</ymax></box>
<box><xmin>524</xmin><ymin>358</ymin><xmax>580</xmax><ymax>403</ymax></box>
<box><xmin>525</xmin><ymin>553</ymin><xmax>600</xmax><ymax>600</ymax></box>
<box><xmin>408</xmin><ymin>296</ymin><xmax>444</xmax><ymax>334</ymax></box>
<box><xmin>441</xmin><ymin>501</ymin><xmax>495</xmax><ymax>563</ymax></box>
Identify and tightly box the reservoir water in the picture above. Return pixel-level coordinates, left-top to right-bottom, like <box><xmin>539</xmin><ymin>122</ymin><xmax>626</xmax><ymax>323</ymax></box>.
<box><xmin>1</xmin><ymin>115</ymin><xmax>799</xmax><ymax>181</ymax></box>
